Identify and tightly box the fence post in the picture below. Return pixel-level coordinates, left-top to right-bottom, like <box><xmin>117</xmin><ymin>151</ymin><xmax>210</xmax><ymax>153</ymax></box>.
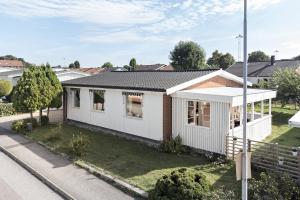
<box><xmin>248</xmin><ymin>139</ymin><xmax>252</xmax><ymax>152</ymax></box>
<box><xmin>297</xmin><ymin>147</ymin><xmax>300</xmax><ymax>182</ymax></box>
<box><xmin>232</xmin><ymin>137</ymin><xmax>237</xmax><ymax>160</ymax></box>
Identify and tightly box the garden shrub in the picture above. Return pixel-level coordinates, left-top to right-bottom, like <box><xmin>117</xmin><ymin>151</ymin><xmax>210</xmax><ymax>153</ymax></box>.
<box><xmin>11</xmin><ymin>120</ymin><xmax>27</xmax><ymax>134</ymax></box>
<box><xmin>11</xmin><ymin>118</ymin><xmax>38</xmax><ymax>134</ymax></box>
<box><xmin>41</xmin><ymin>115</ymin><xmax>49</xmax><ymax>126</ymax></box>
<box><xmin>23</xmin><ymin>118</ymin><xmax>38</xmax><ymax>128</ymax></box>
<box><xmin>70</xmin><ymin>133</ymin><xmax>89</xmax><ymax>157</ymax></box>
<box><xmin>160</xmin><ymin>135</ymin><xmax>184</xmax><ymax>153</ymax></box>
<box><xmin>204</xmin><ymin>187</ymin><xmax>237</xmax><ymax>200</ymax></box>
<box><xmin>0</xmin><ymin>103</ymin><xmax>16</xmax><ymax>117</ymax></box>
<box><xmin>0</xmin><ymin>80</ymin><xmax>13</xmax><ymax>97</ymax></box>
<box><xmin>149</xmin><ymin>168</ymin><xmax>211</xmax><ymax>200</ymax></box>
<box><xmin>249</xmin><ymin>172</ymin><xmax>300</xmax><ymax>200</ymax></box>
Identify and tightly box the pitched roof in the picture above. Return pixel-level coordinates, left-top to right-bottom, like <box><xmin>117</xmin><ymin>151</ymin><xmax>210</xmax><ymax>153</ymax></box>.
<box><xmin>226</xmin><ymin>60</ymin><xmax>300</xmax><ymax>77</ymax></box>
<box><xmin>62</xmin><ymin>70</ymin><xmax>219</xmax><ymax>92</ymax></box>
<box><xmin>0</xmin><ymin>69</ymin><xmax>24</xmax><ymax>76</ymax></box>
<box><xmin>71</xmin><ymin>67</ymin><xmax>108</xmax><ymax>74</ymax></box>
<box><xmin>0</xmin><ymin>60</ymin><xmax>24</xmax><ymax>68</ymax></box>
<box><xmin>135</xmin><ymin>64</ymin><xmax>172</xmax><ymax>71</ymax></box>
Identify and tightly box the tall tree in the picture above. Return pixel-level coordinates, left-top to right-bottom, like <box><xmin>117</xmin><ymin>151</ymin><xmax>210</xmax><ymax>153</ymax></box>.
<box><xmin>69</xmin><ymin>63</ymin><xmax>75</xmax><ymax>68</ymax></box>
<box><xmin>12</xmin><ymin>66</ymin><xmax>41</xmax><ymax>120</ymax></box>
<box><xmin>0</xmin><ymin>80</ymin><xmax>12</xmax><ymax>97</ymax></box>
<box><xmin>271</xmin><ymin>69</ymin><xmax>300</xmax><ymax>107</ymax></box>
<box><xmin>43</xmin><ymin>64</ymin><xmax>63</xmax><ymax>117</ymax></box>
<box><xmin>101</xmin><ymin>62</ymin><xmax>113</xmax><ymax>68</ymax></box>
<box><xmin>294</xmin><ymin>55</ymin><xmax>300</xmax><ymax>60</ymax></box>
<box><xmin>248</xmin><ymin>51</ymin><xmax>270</xmax><ymax>62</ymax></box>
<box><xmin>169</xmin><ymin>41</ymin><xmax>206</xmax><ymax>70</ymax></box>
<box><xmin>74</xmin><ymin>60</ymin><xmax>80</xmax><ymax>68</ymax></box>
<box><xmin>207</xmin><ymin>50</ymin><xmax>235</xmax><ymax>69</ymax></box>
<box><xmin>129</xmin><ymin>58</ymin><xmax>137</xmax><ymax>71</ymax></box>
<box><xmin>207</xmin><ymin>50</ymin><xmax>222</xmax><ymax>67</ymax></box>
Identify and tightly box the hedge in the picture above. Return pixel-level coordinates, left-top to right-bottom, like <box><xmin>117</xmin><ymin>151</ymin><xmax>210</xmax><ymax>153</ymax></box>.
<box><xmin>0</xmin><ymin>103</ymin><xmax>16</xmax><ymax>117</ymax></box>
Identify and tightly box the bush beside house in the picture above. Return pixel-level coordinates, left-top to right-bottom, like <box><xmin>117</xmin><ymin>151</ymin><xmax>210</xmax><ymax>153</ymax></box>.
<box><xmin>0</xmin><ymin>103</ymin><xmax>16</xmax><ymax>117</ymax></box>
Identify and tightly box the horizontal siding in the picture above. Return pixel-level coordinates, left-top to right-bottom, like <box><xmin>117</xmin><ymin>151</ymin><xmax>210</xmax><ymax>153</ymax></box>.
<box><xmin>172</xmin><ymin>97</ymin><xmax>230</xmax><ymax>154</ymax></box>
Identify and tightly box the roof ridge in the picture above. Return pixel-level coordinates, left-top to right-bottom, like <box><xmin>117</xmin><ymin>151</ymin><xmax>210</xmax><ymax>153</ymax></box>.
<box><xmin>112</xmin><ymin>69</ymin><xmax>219</xmax><ymax>73</ymax></box>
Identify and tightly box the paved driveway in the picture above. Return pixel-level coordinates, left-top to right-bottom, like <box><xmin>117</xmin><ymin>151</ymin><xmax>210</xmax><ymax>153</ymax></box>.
<box><xmin>0</xmin><ymin>151</ymin><xmax>63</xmax><ymax>200</ymax></box>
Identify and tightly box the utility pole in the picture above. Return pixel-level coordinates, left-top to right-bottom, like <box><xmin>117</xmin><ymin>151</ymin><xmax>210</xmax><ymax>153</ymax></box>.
<box><xmin>236</xmin><ymin>34</ymin><xmax>243</xmax><ymax>62</ymax></box>
<box><xmin>242</xmin><ymin>0</ymin><xmax>248</xmax><ymax>199</ymax></box>
<box><xmin>274</xmin><ymin>50</ymin><xmax>279</xmax><ymax>58</ymax></box>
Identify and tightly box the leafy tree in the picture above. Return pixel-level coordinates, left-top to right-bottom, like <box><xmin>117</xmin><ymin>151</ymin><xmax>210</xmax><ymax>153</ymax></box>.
<box><xmin>74</xmin><ymin>60</ymin><xmax>80</xmax><ymax>68</ymax></box>
<box><xmin>101</xmin><ymin>62</ymin><xmax>113</xmax><ymax>68</ymax></box>
<box><xmin>0</xmin><ymin>80</ymin><xmax>13</xmax><ymax>97</ymax></box>
<box><xmin>207</xmin><ymin>50</ymin><xmax>235</xmax><ymax>69</ymax></box>
<box><xmin>43</xmin><ymin>64</ymin><xmax>62</xmax><ymax>117</ymax></box>
<box><xmin>69</xmin><ymin>63</ymin><xmax>75</xmax><ymax>68</ymax></box>
<box><xmin>248</xmin><ymin>51</ymin><xmax>270</xmax><ymax>62</ymax></box>
<box><xmin>271</xmin><ymin>68</ymin><xmax>300</xmax><ymax>107</ymax></box>
<box><xmin>129</xmin><ymin>58</ymin><xmax>137</xmax><ymax>71</ymax></box>
<box><xmin>207</xmin><ymin>50</ymin><xmax>222</xmax><ymax>67</ymax></box>
<box><xmin>294</xmin><ymin>55</ymin><xmax>300</xmax><ymax>60</ymax></box>
<box><xmin>12</xmin><ymin>66</ymin><xmax>41</xmax><ymax>120</ymax></box>
<box><xmin>169</xmin><ymin>41</ymin><xmax>207</xmax><ymax>70</ymax></box>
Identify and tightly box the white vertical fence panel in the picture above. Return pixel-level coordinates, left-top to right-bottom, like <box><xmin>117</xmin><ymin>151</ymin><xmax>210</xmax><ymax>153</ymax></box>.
<box><xmin>172</xmin><ymin>97</ymin><xmax>230</xmax><ymax>154</ymax></box>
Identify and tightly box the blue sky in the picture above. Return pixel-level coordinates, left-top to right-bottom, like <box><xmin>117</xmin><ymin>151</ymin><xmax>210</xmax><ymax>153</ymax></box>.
<box><xmin>0</xmin><ymin>0</ymin><xmax>299</xmax><ymax>67</ymax></box>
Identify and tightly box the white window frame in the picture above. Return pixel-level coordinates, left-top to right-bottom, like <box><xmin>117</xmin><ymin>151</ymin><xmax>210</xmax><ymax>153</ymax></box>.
<box><xmin>123</xmin><ymin>92</ymin><xmax>144</xmax><ymax>119</ymax></box>
<box><xmin>71</xmin><ymin>88</ymin><xmax>80</xmax><ymax>108</ymax></box>
<box><xmin>187</xmin><ymin>100</ymin><xmax>211</xmax><ymax>128</ymax></box>
<box><xmin>90</xmin><ymin>90</ymin><xmax>105</xmax><ymax>112</ymax></box>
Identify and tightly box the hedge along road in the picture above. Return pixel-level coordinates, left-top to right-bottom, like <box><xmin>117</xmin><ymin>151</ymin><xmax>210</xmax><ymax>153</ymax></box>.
<box><xmin>0</xmin><ymin>151</ymin><xmax>63</xmax><ymax>200</ymax></box>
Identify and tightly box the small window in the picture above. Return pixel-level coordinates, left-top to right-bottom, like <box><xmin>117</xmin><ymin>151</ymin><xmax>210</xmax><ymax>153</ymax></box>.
<box><xmin>92</xmin><ymin>90</ymin><xmax>105</xmax><ymax>111</ymax></box>
<box><xmin>187</xmin><ymin>101</ymin><xmax>210</xmax><ymax>127</ymax></box>
<box><xmin>72</xmin><ymin>88</ymin><xmax>80</xmax><ymax>108</ymax></box>
<box><xmin>126</xmin><ymin>94</ymin><xmax>143</xmax><ymax>118</ymax></box>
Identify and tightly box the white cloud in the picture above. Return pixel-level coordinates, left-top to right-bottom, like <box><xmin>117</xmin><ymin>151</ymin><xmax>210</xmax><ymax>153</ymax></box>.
<box><xmin>0</xmin><ymin>0</ymin><xmax>284</xmax><ymax>43</ymax></box>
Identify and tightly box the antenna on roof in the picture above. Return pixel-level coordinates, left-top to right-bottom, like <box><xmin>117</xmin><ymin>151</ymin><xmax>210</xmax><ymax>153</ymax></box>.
<box><xmin>236</xmin><ymin>34</ymin><xmax>243</xmax><ymax>62</ymax></box>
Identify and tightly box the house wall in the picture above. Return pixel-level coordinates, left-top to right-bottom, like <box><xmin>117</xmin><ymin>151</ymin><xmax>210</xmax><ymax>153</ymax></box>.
<box><xmin>65</xmin><ymin>87</ymin><xmax>164</xmax><ymax>141</ymax></box>
<box><xmin>186</xmin><ymin>76</ymin><xmax>242</xmax><ymax>89</ymax></box>
<box><xmin>172</xmin><ymin>97</ymin><xmax>230</xmax><ymax>154</ymax></box>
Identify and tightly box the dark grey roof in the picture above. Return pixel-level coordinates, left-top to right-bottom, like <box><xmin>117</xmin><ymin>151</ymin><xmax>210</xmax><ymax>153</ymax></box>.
<box><xmin>62</xmin><ymin>70</ymin><xmax>218</xmax><ymax>92</ymax></box>
<box><xmin>135</xmin><ymin>64</ymin><xmax>166</xmax><ymax>71</ymax></box>
<box><xmin>0</xmin><ymin>69</ymin><xmax>24</xmax><ymax>76</ymax></box>
<box><xmin>226</xmin><ymin>60</ymin><xmax>300</xmax><ymax>77</ymax></box>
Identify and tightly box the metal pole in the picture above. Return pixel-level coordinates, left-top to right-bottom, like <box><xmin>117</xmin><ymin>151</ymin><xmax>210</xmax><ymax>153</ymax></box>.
<box><xmin>242</xmin><ymin>0</ymin><xmax>248</xmax><ymax>200</ymax></box>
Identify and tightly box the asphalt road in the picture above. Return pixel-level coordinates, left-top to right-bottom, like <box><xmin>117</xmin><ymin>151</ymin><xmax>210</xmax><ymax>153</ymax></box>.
<box><xmin>0</xmin><ymin>151</ymin><xmax>63</xmax><ymax>200</ymax></box>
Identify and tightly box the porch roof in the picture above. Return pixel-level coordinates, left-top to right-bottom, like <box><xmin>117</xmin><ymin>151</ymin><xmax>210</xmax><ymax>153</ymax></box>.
<box><xmin>172</xmin><ymin>87</ymin><xmax>277</xmax><ymax>106</ymax></box>
<box><xmin>289</xmin><ymin>111</ymin><xmax>300</xmax><ymax>128</ymax></box>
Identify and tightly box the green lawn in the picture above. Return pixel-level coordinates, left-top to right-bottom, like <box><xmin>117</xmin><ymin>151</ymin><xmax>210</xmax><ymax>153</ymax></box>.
<box><xmin>28</xmin><ymin>124</ymin><xmax>239</xmax><ymax>193</ymax></box>
<box><xmin>264</xmin><ymin>105</ymin><xmax>300</xmax><ymax>147</ymax></box>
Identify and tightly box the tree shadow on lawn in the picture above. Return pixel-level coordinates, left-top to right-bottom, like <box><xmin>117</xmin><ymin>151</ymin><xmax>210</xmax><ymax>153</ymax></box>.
<box><xmin>269</xmin><ymin>127</ymin><xmax>300</xmax><ymax>147</ymax></box>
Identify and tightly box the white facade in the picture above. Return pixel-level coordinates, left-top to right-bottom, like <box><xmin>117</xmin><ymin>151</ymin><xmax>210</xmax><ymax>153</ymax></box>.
<box><xmin>172</xmin><ymin>87</ymin><xmax>276</xmax><ymax>154</ymax></box>
<box><xmin>172</xmin><ymin>97</ymin><xmax>229</xmax><ymax>154</ymax></box>
<box><xmin>65</xmin><ymin>87</ymin><xmax>164</xmax><ymax>141</ymax></box>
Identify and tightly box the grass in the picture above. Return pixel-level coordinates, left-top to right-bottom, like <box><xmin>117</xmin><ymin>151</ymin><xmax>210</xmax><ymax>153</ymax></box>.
<box><xmin>28</xmin><ymin>123</ymin><xmax>239</xmax><ymax>193</ymax></box>
<box><xmin>26</xmin><ymin>104</ymin><xmax>299</xmax><ymax>194</ymax></box>
<box><xmin>264</xmin><ymin>104</ymin><xmax>300</xmax><ymax>147</ymax></box>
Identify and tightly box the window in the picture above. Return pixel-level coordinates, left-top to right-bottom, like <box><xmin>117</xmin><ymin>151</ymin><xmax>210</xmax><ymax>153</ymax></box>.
<box><xmin>187</xmin><ymin>101</ymin><xmax>210</xmax><ymax>127</ymax></box>
<box><xmin>91</xmin><ymin>90</ymin><xmax>105</xmax><ymax>111</ymax></box>
<box><xmin>71</xmin><ymin>88</ymin><xmax>80</xmax><ymax>108</ymax></box>
<box><xmin>125</xmin><ymin>93</ymin><xmax>143</xmax><ymax>118</ymax></box>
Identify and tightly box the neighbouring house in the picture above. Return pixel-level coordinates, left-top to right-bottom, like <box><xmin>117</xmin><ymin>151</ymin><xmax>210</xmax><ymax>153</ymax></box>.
<box><xmin>226</xmin><ymin>56</ymin><xmax>300</xmax><ymax>84</ymax></box>
<box><xmin>0</xmin><ymin>60</ymin><xmax>24</xmax><ymax>73</ymax></box>
<box><xmin>135</xmin><ymin>64</ymin><xmax>174</xmax><ymax>71</ymax></box>
<box><xmin>62</xmin><ymin>69</ymin><xmax>276</xmax><ymax>154</ymax></box>
<box><xmin>289</xmin><ymin>111</ymin><xmax>300</xmax><ymax>128</ymax></box>
<box><xmin>71</xmin><ymin>67</ymin><xmax>109</xmax><ymax>75</ymax></box>
<box><xmin>0</xmin><ymin>68</ymin><xmax>90</xmax><ymax>86</ymax></box>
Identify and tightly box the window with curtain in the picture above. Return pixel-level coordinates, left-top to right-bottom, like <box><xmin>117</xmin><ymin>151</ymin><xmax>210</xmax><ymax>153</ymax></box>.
<box><xmin>187</xmin><ymin>101</ymin><xmax>210</xmax><ymax>127</ymax></box>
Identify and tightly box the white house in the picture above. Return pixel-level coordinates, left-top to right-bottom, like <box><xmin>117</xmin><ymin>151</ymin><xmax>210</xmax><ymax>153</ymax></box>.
<box><xmin>62</xmin><ymin>69</ymin><xmax>276</xmax><ymax>154</ymax></box>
